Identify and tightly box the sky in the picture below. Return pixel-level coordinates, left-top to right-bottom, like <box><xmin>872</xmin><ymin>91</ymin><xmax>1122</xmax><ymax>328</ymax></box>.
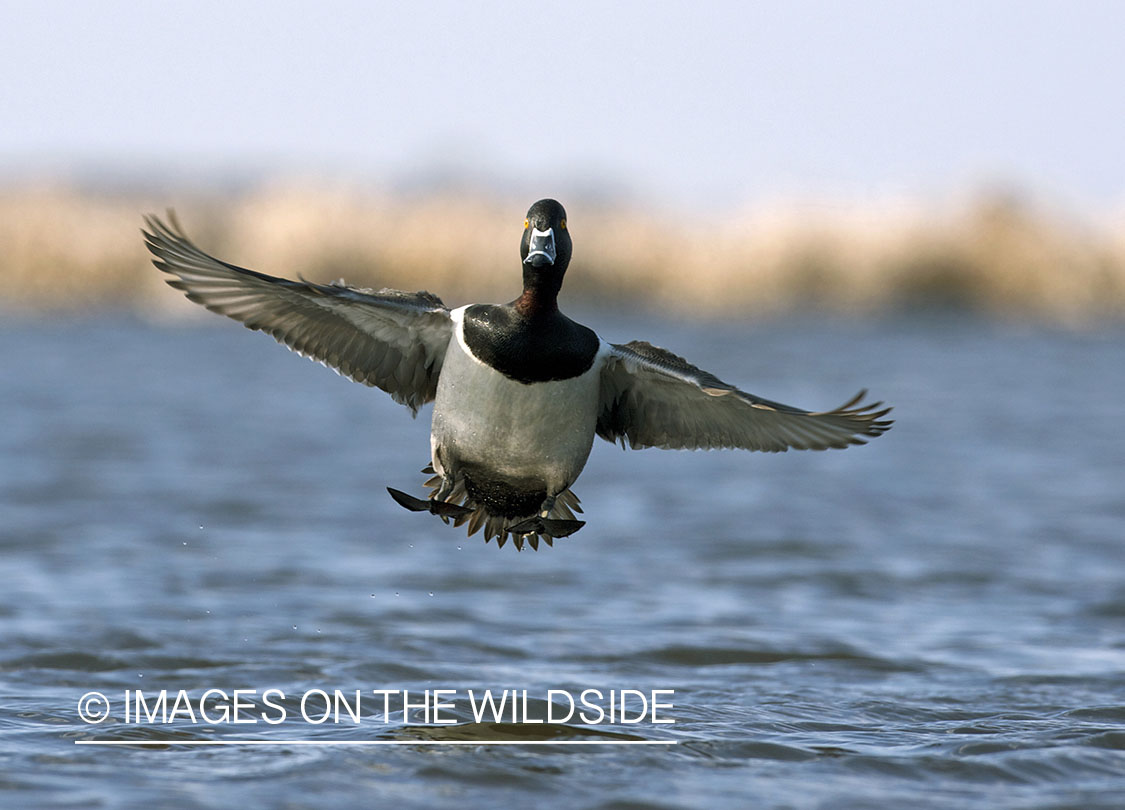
<box><xmin>1</xmin><ymin>0</ymin><xmax>1122</xmax><ymax>213</ymax></box>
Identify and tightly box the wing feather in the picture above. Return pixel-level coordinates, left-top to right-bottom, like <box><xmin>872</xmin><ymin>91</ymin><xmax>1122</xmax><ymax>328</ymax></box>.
<box><xmin>597</xmin><ymin>341</ymin><xmax>892</xmax><ymax>451</ymax></box>
<box><xmin>143</xmin><ymin>213</ymin><xmax>453</xmax><ymax>414</ymax></box>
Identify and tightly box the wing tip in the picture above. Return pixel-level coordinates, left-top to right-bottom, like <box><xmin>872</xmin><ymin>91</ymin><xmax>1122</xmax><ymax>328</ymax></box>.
<box><xmin>804</xmin><ymin>390</ymin><xmax>895</xmax><ymax>445</ymax></box>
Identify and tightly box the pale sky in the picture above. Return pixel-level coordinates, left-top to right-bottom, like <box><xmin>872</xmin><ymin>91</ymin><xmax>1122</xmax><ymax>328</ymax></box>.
<box><xmin>2</xmin><ymin>0</ymin><xmax>1122</xmax><ymax>212</ymax></box>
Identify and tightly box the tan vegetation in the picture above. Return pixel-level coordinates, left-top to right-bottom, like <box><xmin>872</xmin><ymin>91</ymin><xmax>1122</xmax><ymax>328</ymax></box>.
<box><xmin>2</xmin><ymin>181</ymin><xmax>1123</xmax><ymax>323</ymax></box>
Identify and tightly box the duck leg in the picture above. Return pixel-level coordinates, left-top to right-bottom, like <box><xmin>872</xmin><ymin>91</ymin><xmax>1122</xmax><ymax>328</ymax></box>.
<box><xmin>507</xmin><ymin>494</ymin><xmax>586</xmax><ymax>541</ymax></box>
<box><xmin>538</xmin><ymin>494</ymin><xmax>557</xmax><ymax>518</ymax></box>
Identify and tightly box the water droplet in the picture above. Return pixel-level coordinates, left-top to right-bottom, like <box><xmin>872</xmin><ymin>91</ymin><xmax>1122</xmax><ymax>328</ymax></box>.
<box><xmin>205</xmin><ymin>610</ymin><xmax>211</xmax><ymax>615</ymax></box>
<box><xmin>182</xmin><ymin>541</ymin><xmax>188</xmax><ymax>546</ymax></box>
<box><xmin>394</xmin><ymin>592</ymin><xmax>399</xmax><ymax>597</ymax></box>
<box><xmin>292</xmin><ymin>625</ymin><xmax>297</xmax><ymax>630</ymax></box>
<box><xmin>428</xmin><ymin>591</ymin><xmax>434</xmax><ymax>597</ymax></box>
<box><xmin>138</xmin><ymin>673</ymin><xmax>143</xmax><ymax>678</ymax></box>
<box><xmin>370</xmin><ymin>593</ymin><xmax>376</xmax><ymax>598</ymax></box>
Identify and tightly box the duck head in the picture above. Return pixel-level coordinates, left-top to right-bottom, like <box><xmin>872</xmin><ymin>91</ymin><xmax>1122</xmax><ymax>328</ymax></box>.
<box><xmin>517</xmin><ymin>199</ymin><xmax>572</xmax><ymax>315</ymax></box>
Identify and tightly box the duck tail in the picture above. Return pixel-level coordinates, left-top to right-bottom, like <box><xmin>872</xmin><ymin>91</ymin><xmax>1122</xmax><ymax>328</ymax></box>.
<box><xmin>419</xmin><ymin>463</ymin><xmax>582</xmax><ymax>550</ymax></box>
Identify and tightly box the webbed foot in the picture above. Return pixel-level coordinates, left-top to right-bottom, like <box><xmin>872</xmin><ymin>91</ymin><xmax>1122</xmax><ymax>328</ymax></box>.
<box><xmin>387</xmin><ymin>487</ymin><xmax>474</xmax><ymax>519</ymax></box>
<box><xmin>507</xmin><ymin>516</ymin><xmax>586</xmax><ymax>539</ymax></box>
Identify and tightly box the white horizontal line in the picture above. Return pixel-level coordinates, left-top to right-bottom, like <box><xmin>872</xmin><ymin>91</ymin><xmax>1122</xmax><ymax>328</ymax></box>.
<box><xmin>76</xmin><ymin>739</ymin><xmax>676</xmax><ymax>746</ymax></box>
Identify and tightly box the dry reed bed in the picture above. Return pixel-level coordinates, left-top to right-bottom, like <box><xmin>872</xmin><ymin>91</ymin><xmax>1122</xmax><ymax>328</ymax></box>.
<box><xmin>2</xmin><ymin>183</ymin><xmax>1123</xmax><ymax>323</ymax></box>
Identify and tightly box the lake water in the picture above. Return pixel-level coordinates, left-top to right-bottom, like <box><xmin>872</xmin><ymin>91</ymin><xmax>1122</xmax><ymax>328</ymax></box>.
<box><xmin>2</xmin><ymin>311</ymin><xmax>1124</xmax><ymax>809</ymax></box>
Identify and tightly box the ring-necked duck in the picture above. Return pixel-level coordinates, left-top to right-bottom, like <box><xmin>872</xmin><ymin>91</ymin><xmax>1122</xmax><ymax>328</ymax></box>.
<box><xmin>144</xmin><ymin>199</ymin><xmax>892</xmax><ymax>550</ymax></box>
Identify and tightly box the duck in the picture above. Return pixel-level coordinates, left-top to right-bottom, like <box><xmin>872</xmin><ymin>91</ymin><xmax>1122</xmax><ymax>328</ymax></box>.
<box><xmin>143</xmin><ymin>199</ymin><xmax>892</xmax><ymax>551</ymax></box>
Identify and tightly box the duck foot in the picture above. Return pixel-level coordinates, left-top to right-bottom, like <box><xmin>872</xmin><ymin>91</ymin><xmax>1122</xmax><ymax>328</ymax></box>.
<box><xmin>507</xmin><ymin>516</ymin><xmax>586</xmax><ymax>539</ymax></box>
<box><xmin>387</xmin><ymin>487</ymin><xmax>474</xmax><ymax>519</ymax></box>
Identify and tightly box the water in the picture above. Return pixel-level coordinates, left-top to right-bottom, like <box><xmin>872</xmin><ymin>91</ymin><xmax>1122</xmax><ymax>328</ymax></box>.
<box><xmin>2</xmin><ymin>311</ymin><xmax>1124</xmax><ymax>809</ymax></box>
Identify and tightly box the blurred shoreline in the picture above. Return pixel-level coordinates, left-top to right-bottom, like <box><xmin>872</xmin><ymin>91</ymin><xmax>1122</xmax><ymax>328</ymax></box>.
<box><xmin>2</xmin><ymin>181</ymin><xmax>1123</xmax><ymax>324</ymax></box>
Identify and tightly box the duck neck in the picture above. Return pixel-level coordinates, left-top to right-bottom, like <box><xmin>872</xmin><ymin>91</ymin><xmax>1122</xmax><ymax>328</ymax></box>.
<box><xmin>514</xmin><ymin>271</ymin><xmax>562</xmax><ymax>318</ymax></box>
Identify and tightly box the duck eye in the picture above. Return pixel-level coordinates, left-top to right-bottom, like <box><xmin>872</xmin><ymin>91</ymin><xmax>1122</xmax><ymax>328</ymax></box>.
<box><xmin>560</xmin><ymin>218</ymin><xmax>567</xmax><ymax>230</ymax></box>
<box><xmin>523</xmin><ymin>218</ymin><xmax>530</xmax><ymax>229</ymax></box>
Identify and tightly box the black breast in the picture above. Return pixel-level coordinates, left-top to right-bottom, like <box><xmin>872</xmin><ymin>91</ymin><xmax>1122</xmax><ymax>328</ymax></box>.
<box><xmin>461</xmin><ymin>304</ymin><xmax>600</xmax><ymax>384</ymax></box>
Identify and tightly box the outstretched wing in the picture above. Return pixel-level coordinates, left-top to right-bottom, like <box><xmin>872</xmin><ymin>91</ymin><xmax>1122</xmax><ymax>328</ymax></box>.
<box><xmin>597</xmin><ymin>341</ymin><xmax>892</xmax><ymax>451</ymax></box>
<box><xmin>143</xmin><ymin>213</ymin><xmax>453</xmax><ymax>414</ymax></box>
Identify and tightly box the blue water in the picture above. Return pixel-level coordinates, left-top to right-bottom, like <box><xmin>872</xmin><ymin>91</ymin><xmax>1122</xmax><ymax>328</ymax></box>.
<box><xmin>2</xmin><ymin>312</ymin><xmax>1124</xmax><ymax>809</ymax></box>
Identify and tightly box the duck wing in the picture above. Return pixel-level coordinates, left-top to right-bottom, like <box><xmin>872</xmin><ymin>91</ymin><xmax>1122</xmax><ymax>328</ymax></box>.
<box><xmin>597</xmin><ymin>341</ymin><xmax>892</xmax><ymax>451</ymax></box>
<box><xmin>143</xmin><ymin>213</ymin><xmax>452</xmax><ymax>414</ymax></box>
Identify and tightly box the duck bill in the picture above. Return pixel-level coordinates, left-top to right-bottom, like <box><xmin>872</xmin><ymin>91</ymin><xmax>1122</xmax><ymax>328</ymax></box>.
<box><xmin>524</xmin><ymin>227</ymin><xmax>556</xmax><ymax>267</ymax></box>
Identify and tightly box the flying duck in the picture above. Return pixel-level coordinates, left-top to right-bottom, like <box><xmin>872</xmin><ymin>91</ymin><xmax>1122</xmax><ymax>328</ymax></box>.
<box><xmin>143</xmin><ymin>199</ymin><xmax>892</xmax><ymax>551</ymax></box>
